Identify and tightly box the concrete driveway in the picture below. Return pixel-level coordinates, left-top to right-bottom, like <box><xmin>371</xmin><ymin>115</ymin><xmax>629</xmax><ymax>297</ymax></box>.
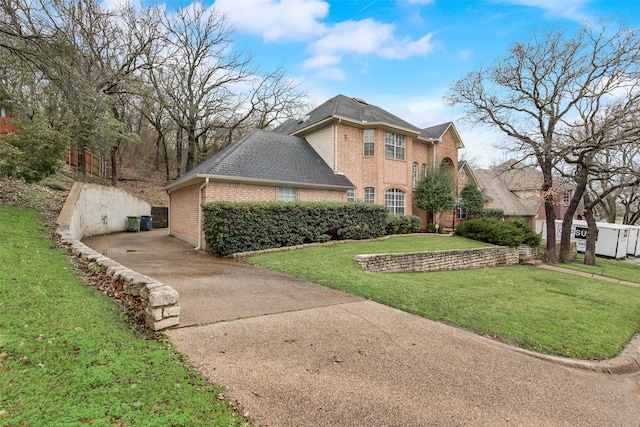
<box><xmin>84</xmin><ymin>229</ymin><xmax>640</xmax><ymax>426</ymax></box>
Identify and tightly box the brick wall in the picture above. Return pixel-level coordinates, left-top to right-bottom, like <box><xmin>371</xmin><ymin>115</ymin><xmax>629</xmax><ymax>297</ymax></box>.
<box><xmin>169</xmin><ymin>179</ymin><xmax>349</xmax><ymax>246</ymax></box>
<box><xmin>355</xmin><ymin>246</ymin><xmax>520</xmax><ymax>273</ymax></box>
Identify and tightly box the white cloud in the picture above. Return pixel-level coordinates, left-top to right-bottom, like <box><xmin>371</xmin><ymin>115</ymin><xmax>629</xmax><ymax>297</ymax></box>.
<box><xmin>214</xmin><ymin>0</ymin><xmax>328</xmax><ymax>41</ymax></box>
<box><xmin>306</xmin><ymin>18</ymin><xmax>435</xmax><ymax>72</ymax></box>
<box><xmin>498</xmin><ymin>0</ymin><xmax>589</xmax><ymax>20</ymax></box>
<box><xmin>458</xmin><ymin>49</ymin><xmax>471</xmax><ymax>60</ymax></box>
<box><xmin>302</xmin><ymin>54</ymin><xmax>341</xmax><ymax>69</ymax></box>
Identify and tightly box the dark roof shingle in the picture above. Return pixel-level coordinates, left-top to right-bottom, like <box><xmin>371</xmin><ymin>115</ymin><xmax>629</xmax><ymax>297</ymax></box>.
<box><xmin>165</xmin><ymin>129</ymin><xmax>354</xmax><ymax>190</ymax></box>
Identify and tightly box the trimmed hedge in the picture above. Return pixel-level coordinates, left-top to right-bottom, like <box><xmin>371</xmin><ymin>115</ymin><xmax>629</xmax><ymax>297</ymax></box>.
<box><xmin>455</xmin><ymin>217</ymin><xmax>541</xmax><ymax>247</ymax></box>
<box><xmin>202</xmin><ymin>201</ymin><xmax>387</xmax><ymax>256</ymax></box>
<box><xmin>386</xmin><ymin>215</ymin><xmax>421</xmax><ymax>235</ymax></box>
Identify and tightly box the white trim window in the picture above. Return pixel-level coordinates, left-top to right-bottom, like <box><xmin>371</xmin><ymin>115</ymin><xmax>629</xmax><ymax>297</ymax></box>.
<box><xmin>563</xmin><ymin>190</ymin><xmax>571</xmax><ymax>206</ymax></box>
<box><xmin>364</xmin><ymin>187</ymin><xmax>375</xmax><ymax>204</ymax></box>
<box><xmin>385</xmin><ymin>188</ymin><xmax>405</xmax><ymax>215</ymax></box>
<box><xmin>421</xmin><ymin>163</ymin><xmax>427</xmax><ymax>178</ymax></box>
<box><xmin>412</xmin><ymin>162</ymin><xmax>419</xmax><ymax>189</ymax></box>
<box><xmin>385</xmin><ymin>131</ymin><xmax>405</xmax><ymax>160</ymax></box>
<box><xmin>278</xmin><ymin>186</ymin><xmax>297</xmax><ymax>202</ymax></box>
<box><xmin>363</xmin><ymin>129</ymin><xmax>375</xmax><ymax>156</ymax></box>
<box><xmin>347</xmin><ymin>189</ymin><xmax>356</xmax><ymax>202</ymax></box>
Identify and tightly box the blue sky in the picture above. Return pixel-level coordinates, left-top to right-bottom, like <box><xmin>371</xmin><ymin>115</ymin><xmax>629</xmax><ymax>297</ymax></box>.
<box><xmin>210</xmin><ymin>0</ymin><xmax>640</xmax><ymax>167</ymax></box>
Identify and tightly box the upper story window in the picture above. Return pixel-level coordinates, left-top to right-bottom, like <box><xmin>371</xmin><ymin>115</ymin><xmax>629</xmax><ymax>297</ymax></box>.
<box><xmin>563</xmin><ymin>190</ymin><xmax>571</xmax><ymax>206</ymax></box>
<box><xmin>385</xmin><ymin>188</ymin><xmax>405</xmax><ymax>215</ymax></box>
<box><xmin>385</xmin><ymin>131</ymin><xmax>405</xmax><ymax>160</ymax></box>
<box><xmin>412</xmin><ymin>162</ymin><xmax>419</xmax><ymax>189</ymax></box>
<box><xmin>363</xmin><ymin>129</ymin><xmax>375</xmax><ymax>156</ymax></box>
<box><xmin>278</xmin><ymin>187</ymin><xmax>297</xmax><ymax>202</ymax></box>
<box><xmin>347</xmin><ymin>189</ymin><xmax>356</xmax><ymax>202</ymax></box>
<box><xmin>364</xmin><ymin>187</ymin><xmax>375</xmax><ymax>204</ymax></box>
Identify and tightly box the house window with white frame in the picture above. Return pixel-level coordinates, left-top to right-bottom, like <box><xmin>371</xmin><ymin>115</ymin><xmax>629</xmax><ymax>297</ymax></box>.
<box><xmin>278</xmin><ymin>186</ymin><xmax>297</xmax><ymax>202</ymax></box>
<box><xmin>347</xmin><ymin>189</ymin><xmax>355</xmax><ymax>202</ymax></box>
<box><xmin>364</xmin><ymin>187</ymin><xmax>375</xmax><ymax>204</ymax></box>
<box><xmin>563</xmin><ymin>190</ymin><xmax>571</xmax><ymax>206</ymax></box>
<box><xmin>385</xmin><ymin>188</ymin><xmax>405</xmax><ymax>215</ymax></box>
<box><xmin>363</xmin><ymin>129</ymin><xmax>375</xmax><ymax>156</ymax></box>
<box><xmin>421</xmin><ymin>163</ymin><xmax>427</xmax><ymax>178</ymax></box>
<box><xmin>385</xmin><ymin>131</ymin><xmax>405</xmax><ymax>160</ymax></box>
<box><xmin>412</xmin><ymin>162</ymin><xmax>419</xmax><ymax>189</ymax></box>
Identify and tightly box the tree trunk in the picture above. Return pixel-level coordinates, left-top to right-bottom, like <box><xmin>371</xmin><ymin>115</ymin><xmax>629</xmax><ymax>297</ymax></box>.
<box><xmin>176</xmin><ymin>128</ymin><xmax>182</xmax><ymax>177</ymax></box>
<box><xmin>110</xmin><ymin>144</ymin><xmax>118</xmax><ymax>186</ymax></box>
<box><xmin>185</xmin><ymin>126</ymin><xmax>196</xmax><ymax>172</ymax></box>
<box><xmin>541</xmin><ymin>161</ymin><xmax>557</xmax><ymax>263</ymax></box>
<box><xmin>559</xmin><ymin>166</ymin><xmax>588</xmax><ymax>263</ymax></box>
<box><xmin>583</xmin><ymin>192</ymin><xmax>597</xmax><ymax>266</ymax></box>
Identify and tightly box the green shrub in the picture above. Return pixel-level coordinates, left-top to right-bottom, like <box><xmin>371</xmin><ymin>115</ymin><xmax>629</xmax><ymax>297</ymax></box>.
<box><xmin>425</xmin><ymin>223</ymin><xmax>445</xmax><ymax>234</ymax></box>
<box><xmin>482</xmin><ymin>208</ymin><xmax>504</xmax><ymax>219</ymax></box>
<box><xmin>455</xmin><ymin>217</ymin><xmax>541</xmax><ymax>247</ymax></box>
<box><xmin>202</xmin><ymin>201</ymin><xmax>387</xmax><ymax>256</ymax></box>
<box><xmin>385</xmin><ymin>215</ymin><xmax>421</xmax><ymax>235</ymax></box>
<box><xmin>0</xmin><ymin>114</ymin><xmax>70</xmax><ymax>182</ymax></box>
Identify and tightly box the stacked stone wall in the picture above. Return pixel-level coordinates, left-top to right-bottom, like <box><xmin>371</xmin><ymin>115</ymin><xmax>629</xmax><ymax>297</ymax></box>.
<box><xmin>355</xmin><ymin>247</ymin><xmax>520</xmax><ymax>273</ymax></box>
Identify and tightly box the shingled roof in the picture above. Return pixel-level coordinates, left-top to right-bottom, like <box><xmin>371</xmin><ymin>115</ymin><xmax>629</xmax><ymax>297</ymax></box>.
<box><xmin>165</xmin><ymin>129</ymin><xmax>354</xmax><ymax>191</ymax></box>
<box><xmin>276</xmin><ymin>94</ymin><xmax>422</xmax><ymax>135</ymax></box>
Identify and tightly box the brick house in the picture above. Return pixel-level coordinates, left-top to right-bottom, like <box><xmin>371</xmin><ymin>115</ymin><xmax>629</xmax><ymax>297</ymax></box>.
<box><xmin>474</xmin><ymin>159</ymin><xmax>579</xmax><ymax>231</ymax></box>
<box><xmin>165</xmin><ymin>95</ymin><xmax>464</xmax><ymax>247</ymax></box>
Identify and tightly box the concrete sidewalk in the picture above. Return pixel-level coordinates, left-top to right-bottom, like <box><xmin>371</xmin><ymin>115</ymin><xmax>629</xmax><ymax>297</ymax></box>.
<box><xmin>83</xmin><ymin>230</ymin><xmax>640</xmax><ymax>426</ymax></box>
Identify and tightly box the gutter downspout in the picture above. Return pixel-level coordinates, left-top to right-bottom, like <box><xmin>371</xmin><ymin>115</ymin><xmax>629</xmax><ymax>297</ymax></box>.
<box><xmin>196</xmin><ymin>177</ymin><xmax>209</xmax><ymax>250</ymax></box>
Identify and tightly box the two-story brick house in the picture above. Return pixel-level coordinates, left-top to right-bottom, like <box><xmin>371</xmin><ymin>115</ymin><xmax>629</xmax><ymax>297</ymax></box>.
<box><xmin>165</xmin><ymin>95</ymin><xmax>465</xmax><ymax>247</ymax></box>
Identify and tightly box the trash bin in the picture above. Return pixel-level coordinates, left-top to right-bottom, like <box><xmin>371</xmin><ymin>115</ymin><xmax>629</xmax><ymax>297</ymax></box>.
<box><xmin>127</xmin><ymin>216</ymin><xmax>141</xmax><ymax>232</ymax></box>
<box><xmin>140</xmin><ymin>215</ymin><xmax>153</xmax><ymax>231</ymax></box>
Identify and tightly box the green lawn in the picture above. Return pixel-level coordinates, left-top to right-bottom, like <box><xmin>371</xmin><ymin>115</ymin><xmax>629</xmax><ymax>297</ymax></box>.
<box><xmin>246</xmin><ymin>235</ymin><xmax>640</xmax><ymax>360</ymax></box>
<box><xmin>0</xmin><ymin>205</ymin><xmax>249</xmax><ymax>426</ymax></box>
<box><xmin>554</xmin><ymin>254</ymin><xmax>640</xmax><ymax>284</ymax></box>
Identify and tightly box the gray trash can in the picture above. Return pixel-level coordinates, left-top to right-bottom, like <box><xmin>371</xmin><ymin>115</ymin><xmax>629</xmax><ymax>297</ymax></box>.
<box><xmin>140</xmin><ymin>215</ymin><xmax>153</xmax><ymax>231</ymax></box>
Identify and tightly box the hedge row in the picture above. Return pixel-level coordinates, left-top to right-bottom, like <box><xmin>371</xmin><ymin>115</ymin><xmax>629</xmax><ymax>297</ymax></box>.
<box><xmin>202</xmin><ymin>201</ymin><xmax>388</xmax><ymax>256</ymax></box>
<box><xmin>386</xmin><ymin>215</ymin><xmax>421</xmax><ymax>235</ymax></box>
<box><xmin>455</xmin><ymin>217</ymin><xmax>541</xmax><ymax>247</ymax></box>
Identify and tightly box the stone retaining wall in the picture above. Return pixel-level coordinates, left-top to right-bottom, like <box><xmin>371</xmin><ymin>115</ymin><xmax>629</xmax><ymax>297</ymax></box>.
<box><xmin>57</xmin><ymin>182</ymin><xmax>179</xmax><ymax>330</ymax></box>
<box><xmin>355</xmin><ymin>246</ymin><xmax>521</xmax><ymax>273</ymax></box>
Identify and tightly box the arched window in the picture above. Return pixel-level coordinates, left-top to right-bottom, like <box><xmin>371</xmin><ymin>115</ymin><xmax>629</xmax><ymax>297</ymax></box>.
<box><xmin>421</xmin><ymin>163</ymin><xmax>427</xmax><ymax>178</ymax></box>
<box><xmin>385</xmin><ymin>188</ymin><xmax>405</xmax><ymax>215</ymax></box>
<box><xmin>412</xmin><ymin>162</ymin><xmax>419</xmax><ymax>189</ymax></box>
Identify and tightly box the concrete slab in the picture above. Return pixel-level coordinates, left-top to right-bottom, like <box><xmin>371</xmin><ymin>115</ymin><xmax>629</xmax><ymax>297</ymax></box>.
<box><xmin>83</xmin><ymin>229</ymin><xmax>640</xmax><ymax>426</ymax></box>
<box><xmin>83</xmin><ymin>229</ymin><xmax>362</xmax><ymax>327</ymax></box>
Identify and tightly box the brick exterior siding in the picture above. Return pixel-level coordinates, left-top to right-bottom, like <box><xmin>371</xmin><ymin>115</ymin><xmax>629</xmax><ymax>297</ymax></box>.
<box><xmin>334</xmin><ymin>122</ymin><xmax>459</xmax><ymax>229</ymax></box>
<box><xmin>169</xmin><ymin>180</ymin><xmax>347</xmax><ymax>246</ymax></box>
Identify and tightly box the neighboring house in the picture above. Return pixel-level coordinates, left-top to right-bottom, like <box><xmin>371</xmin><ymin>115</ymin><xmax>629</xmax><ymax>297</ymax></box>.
<box><xmin>474</xmin><ymin>160</ymin><xmax>579</xmax><ymax>231</ymax></box>
<box><xmin>165</xmin><ymin>94</ymin><xmax>465</xmax><ymax>248</ymax></box>
<box><xmin>456</xmin><ymin>160</ymin><xmax>485</xmax><ymax>222</ymax></box>
<box><xmin>0</xmin><ymin>102</ymin><xmax>15</xmax><ymax>135</ymax></box>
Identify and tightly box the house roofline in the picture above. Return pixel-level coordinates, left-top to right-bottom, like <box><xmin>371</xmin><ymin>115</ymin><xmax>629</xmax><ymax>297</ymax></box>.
<box><xmin>291</xmin><ymin>115</ymin><xmax>423</xmax><ymax>138</ymax></box>
<box><xmin>164</xmin><ymin>173</ymin><xmax>354</xmax><ymax>193</ymax></box>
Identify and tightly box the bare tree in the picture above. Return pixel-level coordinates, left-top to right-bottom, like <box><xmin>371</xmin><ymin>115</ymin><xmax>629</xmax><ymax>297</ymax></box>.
<box><xmin>0</xmin><ymin>0</ymin><xmax>159</xmax><ymax>182</ymax></box>
<box><xmin>447</xmin><ymin>22</ymin><xmax>640</xmax><ymax>263</ymax></box>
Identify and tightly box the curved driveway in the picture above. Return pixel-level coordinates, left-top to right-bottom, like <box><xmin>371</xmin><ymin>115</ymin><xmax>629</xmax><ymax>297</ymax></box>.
<box><xmin>84</xmin><ymin>229</ymin><xmax>640</xmax><ymax>426</ymax></box>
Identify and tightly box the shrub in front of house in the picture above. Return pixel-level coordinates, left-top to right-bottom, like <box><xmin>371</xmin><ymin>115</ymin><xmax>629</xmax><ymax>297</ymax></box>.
<box><xmin>481</xmin><ymin>208</ymin><xmax>504</xmax><ymax>219</ymax></box>
<box><xmin>385</xmin><ymin>215</ymin><xmax>421</xmax><ymax>235</ymax></box>
<box><xmin>454</xmin><ymin>217</ymin><xmax>541</xmax><ymax>247</ymax></box>
<box><xmin>202</xmin><ymin>201</ymin><xmax>387</xmax><ymax>256</ymax></box>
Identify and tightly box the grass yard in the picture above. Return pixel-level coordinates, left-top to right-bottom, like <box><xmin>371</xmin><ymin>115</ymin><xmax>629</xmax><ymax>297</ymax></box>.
<box><xmin>246</xmin><ymin>235</ymin><xmax>640</xmax><ymax>360</ymax></box>
<box><xmin>554</xmin><ymin>254</ymin><xmax>640</xmax><ymax>284</ymax></box>
<box><xmin>0</xmin><ymin>205</ymin><xmax>249</xmax><ymax>426</ymax></box>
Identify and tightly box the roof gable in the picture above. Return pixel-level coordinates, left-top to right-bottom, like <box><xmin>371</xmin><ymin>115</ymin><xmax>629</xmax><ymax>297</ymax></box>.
<box><xmin>421</xmin><ymin>122</ymin><xmax>464</xmax><ymax>148</ymax></box>
<box><xmin>165</xmin><ymin>129</ymin><xmax>354</xmax><ymax>191</ymax></box>
<box><xmin>276</xmin><ymin>94</ymin><xmax>422</xmax><ymax>135</ymax></box>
